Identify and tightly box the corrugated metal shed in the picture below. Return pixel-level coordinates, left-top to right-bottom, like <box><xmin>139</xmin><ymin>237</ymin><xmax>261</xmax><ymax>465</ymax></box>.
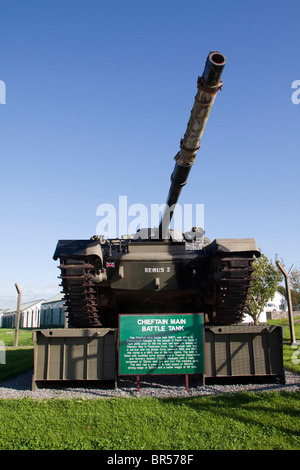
<box><xmin>1</xmin><ymin>299</ymin><xmax>45</xmax><ymax>315</ymax></box>
<box><xmin>40</xmin><ymin>294</ymin><xmax>66</xmax><ymax>328</ymax></box>
<box><xmin>0</xmin><ymin>294</ymin><xmax>66</xmax><ymax>329</ymax></box>
<box><xmin>0</xmin><ymin>299</ymin><xmax>45</xmax><ymax>328</ymax></box>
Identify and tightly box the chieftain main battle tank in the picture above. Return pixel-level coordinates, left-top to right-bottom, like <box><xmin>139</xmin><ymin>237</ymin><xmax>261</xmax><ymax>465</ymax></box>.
<box><xmin>54</xmin><ymin>51</ymin><xmax>260</xmax><ymax>329</ymax></box>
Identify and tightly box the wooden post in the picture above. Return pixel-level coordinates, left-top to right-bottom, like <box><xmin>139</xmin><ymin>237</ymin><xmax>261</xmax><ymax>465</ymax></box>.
<box><xmin>64</xmin><ymin>307</ymin><xmax>68</xmax><ymax>329</ymax></box>
<box><xmin>14</xmin><ymin>283</ymin><xmax>21</xmax><ymax>348</ymax></box>
<box><xmin>185</xmin><ymin>374</ymin><xmax>189</xmax><ymax>391</ymax></box>
<box><xmin>276</xmin><ymin>262</ymin><xmax>296</xmax><ymax>346</ymax></box>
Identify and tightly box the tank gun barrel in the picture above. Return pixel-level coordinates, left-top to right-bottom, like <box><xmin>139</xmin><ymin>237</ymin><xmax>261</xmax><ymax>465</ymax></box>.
<box><xmin>158</xmin><ymin>51</ymin><xmax>226</xmax><ymax>239</ymax></box>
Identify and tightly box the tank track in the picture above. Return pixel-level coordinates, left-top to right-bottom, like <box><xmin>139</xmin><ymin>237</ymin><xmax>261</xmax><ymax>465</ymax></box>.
<box><xmin>58</xmin><ymin>257</ymin><xmax>102</xmax><ymax>328</ymax></box>
<box><xmin>207</xmin><ymin>254</ymin><xmax>254</xmax><ymax>325</ymax></box>
<box><xmin>58</xmin><ymin>253</ymin><xmax>255</xmax><ymax>328</ymax></box>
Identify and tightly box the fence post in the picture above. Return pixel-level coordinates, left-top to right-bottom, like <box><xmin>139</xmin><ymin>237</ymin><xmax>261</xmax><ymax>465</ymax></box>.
<box><xmin>14</xmin><ymin>283</ymin><xmax>21</xmax><ymax>347</ymax></box>
<box><xmin>276</xmin><ymin>261</ymin><xmax>297</xmax><ymax>346</ymax></box>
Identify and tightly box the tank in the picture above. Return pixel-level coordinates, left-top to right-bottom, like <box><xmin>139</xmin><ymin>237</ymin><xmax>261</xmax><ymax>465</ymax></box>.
<box><xmin>53</xmin><ymin>51</ymin><xmax>260</xmax><ymax>328</ymax></box>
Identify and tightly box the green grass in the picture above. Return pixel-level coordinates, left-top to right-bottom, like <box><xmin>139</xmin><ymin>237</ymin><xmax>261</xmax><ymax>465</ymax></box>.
<box><xmin>0</xmin><ymin>325</ymin><xmax>299</xmax><ymax>451</ymax></box>
<box><xmin>0</xmin><ymin>392</ymin><xmax>299</xmax><ymax>450</ymax></box>
<box><xmin>0</xmin><ymin>328</ymin><xmax>33</xmax><ymax>347</ymax></box>
<box><xmin>0</xmin><ymin>329</ymin><xmax>34</xmax><ymax>382</ymax></box>
<box><xmin>267</xmin><ymin>315</ymin><xmax>300</xmax><ymax>339</ymax></box>
<box><xmin>0</xmin><ymin>349</ymin><xmax>34</xmax><ymax>383</ymax></box>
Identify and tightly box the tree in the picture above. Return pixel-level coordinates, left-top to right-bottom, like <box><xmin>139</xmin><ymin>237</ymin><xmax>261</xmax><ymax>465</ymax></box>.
<box><xmin>277</xmin><ymin>267</ymin><xmax>300</xmax><ymax>309</ymax></box>
<box><xmin>290</xmin><ymin>267</ymin><xmax>300</xmax><ymax>292</ymax></box>
<box><xmin>246</xmin><ymin>254</ymin><xmax>282</xmax><ymax>324</ymax></box>
<box><xmin>277</xmin><ymin>284</ymin><xmax>286</xmax><ymax>297</ymax></box>
<box><xmin>290</xmin><ymin>267</ymin><xmax>300</xmax><ymax>308</ymax></box>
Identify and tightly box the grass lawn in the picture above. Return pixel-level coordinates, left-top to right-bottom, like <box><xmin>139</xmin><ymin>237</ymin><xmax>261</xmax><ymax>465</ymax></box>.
<box><xmin>0</xmin><ymin>349</ymin><xmax>34</xmax><ymax>383</ymax></box>
<box><xmin>0</xmin><ymin>328</ymin><xmax>33</xmax><ymax>347</ymax></box>
<box><xmin>0</xmin><ymin>392</ymin><xmax>299</xmax><ymax>450</ymax></box>
<box><xmin>0</xmin><ymin>322</ymin><xmax>299</xmax><ymax>451</ymax></box>
<box><xmin>0</xmin><ymin>329</ymin><xmax>34</xmax><ymax>382</ymax></box>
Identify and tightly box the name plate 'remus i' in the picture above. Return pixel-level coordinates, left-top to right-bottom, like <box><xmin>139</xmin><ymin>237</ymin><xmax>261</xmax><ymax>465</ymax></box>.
<box><xmin>118</xmin><ymin>313</ymin><xmax>205</xmax><ymax>375</ymax></box>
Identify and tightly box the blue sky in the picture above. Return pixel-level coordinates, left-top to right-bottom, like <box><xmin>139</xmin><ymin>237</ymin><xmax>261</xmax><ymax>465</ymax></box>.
<box><xmin>1</xmin><ymin>0</ymin><xmax>300</xmax><ymax>308</ymax></box>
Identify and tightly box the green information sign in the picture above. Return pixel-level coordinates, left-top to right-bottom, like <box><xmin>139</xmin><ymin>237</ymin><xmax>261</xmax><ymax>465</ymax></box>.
<box><xmin>118</xmin><ymin>313</ymin><xmax>205</xmax><ymax>375</ymax></box>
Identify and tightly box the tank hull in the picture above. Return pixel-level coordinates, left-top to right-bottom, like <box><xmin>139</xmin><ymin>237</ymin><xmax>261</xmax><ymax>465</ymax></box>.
<box><xmin>54</xmin><ymin>237</ymin><xmax>259</xmax><ymax>328</ymax></box>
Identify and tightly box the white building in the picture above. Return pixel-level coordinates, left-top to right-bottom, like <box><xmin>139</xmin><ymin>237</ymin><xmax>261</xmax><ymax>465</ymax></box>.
<box><xmin>0</xmin><ymin>294</ymin><xmax>66</xmax><ymax>328</ymax></box>
<box><xmin>270</xmin><ymin>291</ymin><xmax>288</xmax><ymax>311</ymax></box>
<box><xmin>0</xmin><ymin>299</ymin><xmax>45</xmax><ymax>328</ymax></box>
<box><xmin>242</xmin><ymin>290</ymin><xmax>287</xmax><ymax>324</ymax></box>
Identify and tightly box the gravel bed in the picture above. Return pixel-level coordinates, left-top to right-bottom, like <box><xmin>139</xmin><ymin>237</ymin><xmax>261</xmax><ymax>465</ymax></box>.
<box><xmin>0</xmin><ymin>370</ymin><xmax>299</xmax><ymax>399</ymax></box>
